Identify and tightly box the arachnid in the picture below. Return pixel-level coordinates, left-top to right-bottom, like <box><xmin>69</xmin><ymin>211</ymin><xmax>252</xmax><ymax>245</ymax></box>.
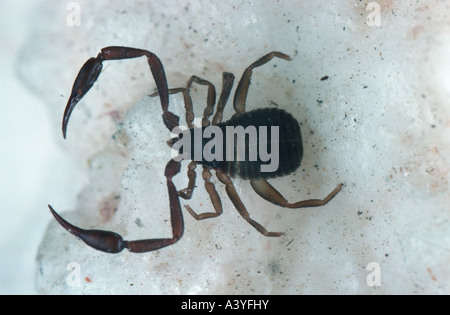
<box><xmin>48</xmin><ymin>46</ymin><xmax>343</xmax><ymax>253</ymax></box>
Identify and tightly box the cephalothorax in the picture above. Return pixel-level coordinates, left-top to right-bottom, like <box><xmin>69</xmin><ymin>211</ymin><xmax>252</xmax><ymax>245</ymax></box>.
<box><xmin>48</xmin><ymin>47</ymin><xmax>343</xmax><ymax>253</ymax></box>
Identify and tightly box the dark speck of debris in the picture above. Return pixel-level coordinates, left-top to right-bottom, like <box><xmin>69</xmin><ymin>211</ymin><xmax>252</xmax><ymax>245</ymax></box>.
<box><xmin>285</xmin><ymin>239</ymin><xmax>295</xmax><ymax>247</ymax></box>
<box><xmin>270</xmin><ymin>100</ymin><xmax>280</xmax><ymax>107</ymax></box>
<box><xmin>320</xmin><ymin>76</ymin><xmax>329</xmax><ymax>81</ymax></box>
<box><xmin>135</xmin><ymin>217</ymin><xmax>144</xmax><ymax>228</ymax></box>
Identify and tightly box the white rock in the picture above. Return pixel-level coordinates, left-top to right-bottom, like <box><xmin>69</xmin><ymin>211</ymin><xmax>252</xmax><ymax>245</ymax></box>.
<box><xmin>19</xmin><ymin>0</ymin><xmax>450</xmax><ymax>294</ymax></box>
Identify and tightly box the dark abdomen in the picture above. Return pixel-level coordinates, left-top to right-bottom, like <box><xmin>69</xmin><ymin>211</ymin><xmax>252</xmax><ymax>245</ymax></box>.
<box><xmin>217</xmin><ymin>108</ymin><xmax>302</xmax><ymax>180</ymax></box>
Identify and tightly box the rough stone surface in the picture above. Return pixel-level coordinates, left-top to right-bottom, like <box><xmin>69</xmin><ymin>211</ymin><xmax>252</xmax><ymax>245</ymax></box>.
<box><xmin>18</xmin><ymin>0</ymin><xmax>450</xmax><ymax>294</ymax></box>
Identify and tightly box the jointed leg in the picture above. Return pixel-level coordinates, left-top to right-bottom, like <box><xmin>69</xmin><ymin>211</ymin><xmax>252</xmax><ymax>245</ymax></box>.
<box><xmin>152</xmin><ymin>75</ymin><xmax>216</xmax><ymax>126</ymax></box>
<box><xmin>178</xmin><ymin>161</ymin><xmax>197</xmax><ymax>199</ymax></box>
<box><xmin>62</xmin><ymin>46</ymin><xmax>178</xmax><ymax>138</ymax></box>
<box><xmin>185</xmin><ymin>167</ymin><xmax>223</xmax><ymax>220</ymax></box>
<box><xmin>211</xmin><ymin>72</ymin><xmax>235</xmax><ymax>125</ymax></box>
<box><xmin>185</xmin><ymin>76</ymin><xmax>216</xmax><ymax>127</ymax></box>
<box><xmin>151</xmin><ymin>88</ymin><xmax>195</xmax><ymax>128</ymax></box>
<box><xmin>215</xmin><ymin>169</ymin><xmax>282</xmax><ymax>237</ymax></box>
<box><xmin>250</xmin><ymin>179</ymin><xmax>343</xmax><ymax>209</ymax></box>
<box><xmin>233</xmin><ymin>52</ymin><xmax>291</xmax><ymax>115</ymax></box>
<box><xmin>152</xmin><ymin>71</ymin><xmax>234</xmax><ymax>126</ymax></box>
<box><xmin>48</xmin><ymin>160</ymin><xmax>184</xmax><ymax>253</ymax></box>
<box><xmin>151</xmin><ymin>75</ymin><xmax>217</xmax><ymax>127</ymax></box>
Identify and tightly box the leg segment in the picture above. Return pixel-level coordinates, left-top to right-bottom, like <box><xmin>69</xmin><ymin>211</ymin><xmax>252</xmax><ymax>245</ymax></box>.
<box><xmin>211</xmin><ymin>72</ymin><xmax>235</xmax><ymax>125</ymax></box>
<box><xmin>63</xmin><ymin>46</ymin><xmax>178</xmax><ymax>138</ymax></box>
<box><xmin>185</xmin><ymin>167</ymin><xmax>223</xmax><ymax>220</ymax></box>
<box><xmin>185</xmin><ymin>76</ymin><xmax>216</xmax><ymax>127</ymax></box>
<box><xmin>178</xmin><ymin>161</ymin><xmax>197</xmax><ymax>199</ymax></box>
<box><xmin>233</xmin><ymin>52</ymin><xmax>291</xmax><ymax>115</ymax></box>
<box><xmin>151</xmin><ymin>75</ymin><xmax>217</xmax><ymax>127</ymax></box>
<box><xmin>151</xmin><ymin>88</ymin><xmax>195</xmax><ymax>128</ymax></box>
<box><xmin>215</xmin><ymin>169</ymin><xmax>282</xmax><ymax>237</ymax></box>
<box><xmin>48</xmin><ymin>159</ymin><xmax>184</xmax><ymax>254</ymax></box>
<box><xmin>152</xmin><ymin>71</ymin><xmax>234</xmax><ymax>126</ymax></box>
<box><xmin>250</xmin><ymin>179</ymin><xmax>343</xmax><ymax>209</ymax></box>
